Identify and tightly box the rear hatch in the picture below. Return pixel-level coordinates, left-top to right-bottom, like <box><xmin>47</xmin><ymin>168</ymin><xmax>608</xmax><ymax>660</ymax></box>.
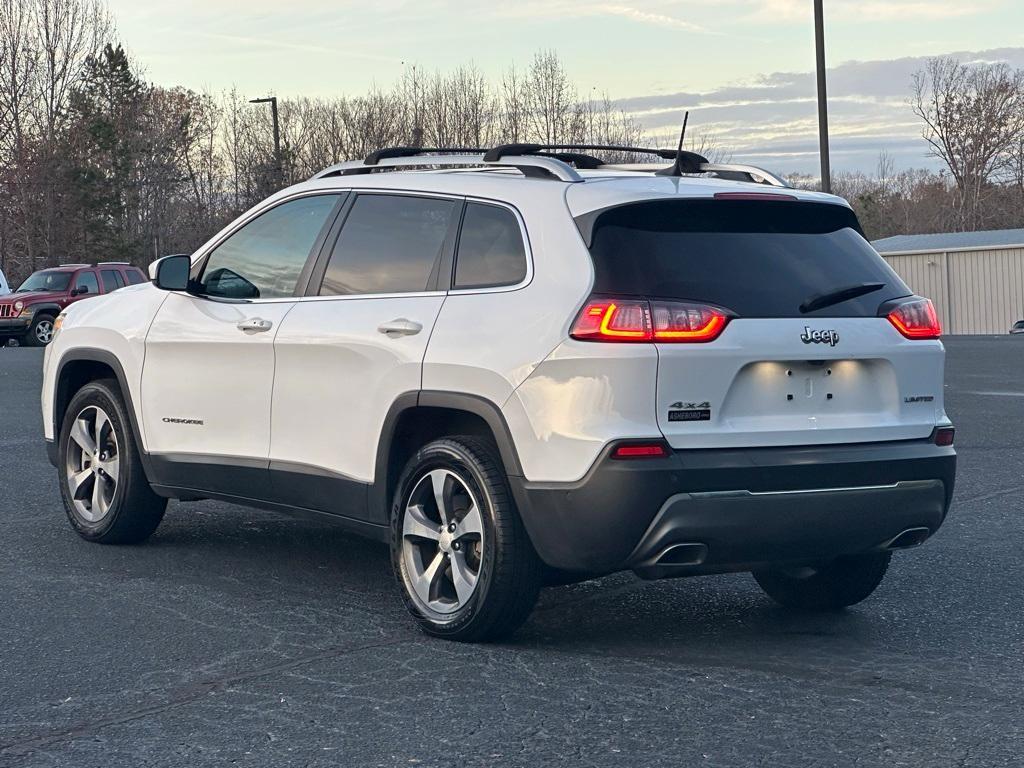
<box><xmin>580</xmin><ymin>197</ymin><xmax>945</xmax><ymax>449</ymax></box>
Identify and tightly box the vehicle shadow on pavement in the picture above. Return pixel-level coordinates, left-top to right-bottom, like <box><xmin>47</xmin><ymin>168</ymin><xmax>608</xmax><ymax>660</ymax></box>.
<box><xmin>146</xmin><ymin>501</ymin><xmax>895</xmax><ymax>662</ymax></box>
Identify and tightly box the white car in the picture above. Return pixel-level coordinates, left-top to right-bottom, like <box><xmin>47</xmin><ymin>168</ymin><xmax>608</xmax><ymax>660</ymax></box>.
<box><xmin>41</xmin><ymin>145</ymin><xmax>957</xmax><ymax>641</ymax></box>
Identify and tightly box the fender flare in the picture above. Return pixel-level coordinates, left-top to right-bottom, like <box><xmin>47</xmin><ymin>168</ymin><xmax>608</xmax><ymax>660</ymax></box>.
<box><xmin>370</xmin><ymin>390</ymin><xmax>525</xmax><ymax>516</ymax></box>
<box><xmin>24</xmin><ymin>302</ymin><xmax>62</xmax><ymax>320</ymax></box>
<box><xmin>52</xmin><ymin>348</ymin><xmax>153</xmax><ymax>479</ymax></box>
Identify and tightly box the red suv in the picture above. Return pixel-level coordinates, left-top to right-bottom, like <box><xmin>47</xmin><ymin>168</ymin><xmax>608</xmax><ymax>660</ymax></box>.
<box><xmin>0</xmin><ymin>263</ymin><xmax>147</xmax><ymax>346</ymax></box>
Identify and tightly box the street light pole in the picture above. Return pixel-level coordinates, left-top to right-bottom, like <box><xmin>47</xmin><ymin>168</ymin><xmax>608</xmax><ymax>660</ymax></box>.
<box><xmin>813</xmin><ymin>0</ymin><xmax>832</xmax><ymax>193</ymax></box>
<box><xmin>249</xmin><ymin>96</ymin><xmax>282</xmax><ymax>183</ymax></box>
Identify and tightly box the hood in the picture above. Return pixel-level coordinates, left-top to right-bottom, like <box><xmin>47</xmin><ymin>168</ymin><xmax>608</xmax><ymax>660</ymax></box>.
<box><xmin>0</xmin><ymin>290</ymin><xmax>62</xmax><ymax>304</ymax></box>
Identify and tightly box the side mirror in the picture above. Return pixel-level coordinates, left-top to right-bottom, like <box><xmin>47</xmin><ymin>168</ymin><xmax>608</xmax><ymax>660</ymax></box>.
<box><xmin>73</xmin><ymin>285</ymin><xmax>89</xmax><ymax>296</ymax></box>
<box><xmin>150</xmin><ymin>254</ymin><xmax>191</xmax><ymax>292</ymax></box>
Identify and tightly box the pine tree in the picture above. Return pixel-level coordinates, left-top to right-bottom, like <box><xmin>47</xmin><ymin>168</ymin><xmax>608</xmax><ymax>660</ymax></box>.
<box><xmin>65</xmin><ymin>44</ymin><xmax>147</xmax><ymax>261</ymax></box>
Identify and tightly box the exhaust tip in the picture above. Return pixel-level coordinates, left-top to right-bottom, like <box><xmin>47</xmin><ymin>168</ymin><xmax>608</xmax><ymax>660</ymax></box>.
<box><xmin>654</xmin><ymin>542</ymin><xmax>709</xmax><ymax>567</ymax></box>
<box><xmin>884</xmin><ymin>527</ymin><xmax>931</xmax><ymax>550</ymax></box>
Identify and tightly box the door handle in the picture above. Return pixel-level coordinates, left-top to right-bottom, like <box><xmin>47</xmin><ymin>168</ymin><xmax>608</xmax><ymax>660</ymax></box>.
<box><xmin>237</xmin><ymin>317</ymin><xmax>273</xmax><ymax>333</ymax></box>
<box><xmin>377</xmin><ymin>318</ymin><xmax>423</xmax><ymax>337</ymax></box>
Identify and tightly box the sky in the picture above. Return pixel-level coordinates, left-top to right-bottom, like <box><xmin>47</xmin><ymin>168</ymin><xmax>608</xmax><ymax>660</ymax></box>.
<box><xmin>106</xmin><ymin>0</ymin><xmax>1024</xmax><ymax>175</ymax></box>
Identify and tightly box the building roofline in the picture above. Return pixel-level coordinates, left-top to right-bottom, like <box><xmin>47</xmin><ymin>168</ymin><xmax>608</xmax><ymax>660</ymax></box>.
<box><xmin>876</xmin><ymin>242</ymin><xmax>1024</xmax><ymax>257</ymax></box>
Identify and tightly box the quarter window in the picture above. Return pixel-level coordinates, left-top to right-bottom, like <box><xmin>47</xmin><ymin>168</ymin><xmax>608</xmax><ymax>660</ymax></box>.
<box><xmin>199</xmin><ymin>195</ymin><xmax>339</xmax><ymax>300</ymax></box>
<box><xmin>454</xmin><ymin>203</ymin><xmax>528</xmax><ymax>289</ymax></box>
<box><xmin>319</xmin><ymin>194</ymin><xmax>456</xmax><ymax>296</ymax></box>
<box><xmin>125</xmin><ymin>269</ymin><xmax>146</xmax><ymax>285</ymax></box>
<box><xmin>100</xmin><ymin>269</ymin><xmax>125</xmax><ymax>292</ymax></box>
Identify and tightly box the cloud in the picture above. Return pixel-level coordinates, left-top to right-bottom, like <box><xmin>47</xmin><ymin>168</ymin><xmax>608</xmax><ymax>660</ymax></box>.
<box><xmin>493</xmin><ymin>0</ymin><xmax>1000</xmax><ymax>28</ymax></box>
<box><xmin>194</xmin><ymin>32</ymin><xmax>404</xmax><ymax>63</ymax></box>
<box><xmin>617</xmin><ymin>47</ymin><xmax>1024</xmax><ymax>173</ymax></box>
<box><xmin>745</xmin><ymin>0</ymin><xmax>1001</xmax><ymax>22</ymax></box>
<box><xmin>493</xmin><ymin>1</ymin><xmax>710</xmax><ymax>32</ymax></box>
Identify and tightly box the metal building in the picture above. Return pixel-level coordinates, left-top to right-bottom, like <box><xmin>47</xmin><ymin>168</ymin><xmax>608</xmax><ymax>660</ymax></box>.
<box><xmin>872</xmin><ymin>229</ymin><xmax>1024</xmax><ymax>335</ymax></box>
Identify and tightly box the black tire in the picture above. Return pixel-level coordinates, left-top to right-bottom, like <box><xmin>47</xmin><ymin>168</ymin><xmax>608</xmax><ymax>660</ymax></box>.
<box><xmin>753</xmin><ymin>552</ymin><xmax>891</xmax><ymax>611</ymax></box>
<box><xmin>58</xmin><ymin>379</ymin><xmax>166</xmax><ymax>544</ymax></box>
<box><xmin>390</xmin><ymin>436</ymin><xmax>542</xmax><ymax>642</ymax></box>
<box><xmin>26</xmin><ymin>314</ymin><xmax>55</xmax><ymax>347</ymax></box>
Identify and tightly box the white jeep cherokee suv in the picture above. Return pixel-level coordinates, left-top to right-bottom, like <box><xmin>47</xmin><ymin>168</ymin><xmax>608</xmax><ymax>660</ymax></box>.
<box><xmin>41</xmin><ymin>145</ymin><xmax>957</xmax><ymax>642</ymax></box>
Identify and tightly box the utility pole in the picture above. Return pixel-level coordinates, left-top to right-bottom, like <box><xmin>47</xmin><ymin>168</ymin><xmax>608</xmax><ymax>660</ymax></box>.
<box><xmin>814</xmin><ymin>0</ymin><xmax>832</xmax><ymax>193</ymax></box>
<box><xmin>250</xmin><ymin>96</ymin><xmax>282</xmax><ymax>185</ymax></box>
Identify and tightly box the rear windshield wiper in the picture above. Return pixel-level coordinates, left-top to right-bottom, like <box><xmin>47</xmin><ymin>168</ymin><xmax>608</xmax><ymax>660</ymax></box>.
<box><xmin>799</xmin><ymin>282</ymin><xmax>885</xmax><ymax>314</ymax></box>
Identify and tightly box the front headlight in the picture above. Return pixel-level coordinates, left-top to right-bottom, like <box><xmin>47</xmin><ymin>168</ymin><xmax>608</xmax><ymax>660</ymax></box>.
<box><xmin>13</xmin><ymin>300</ymin><xmax>23</xmax><ymax>313</ymax></box>
<box><xmin>52</xmin><ymin>313</ymin><xmax>65</xmax><ymax>337</ymax></box>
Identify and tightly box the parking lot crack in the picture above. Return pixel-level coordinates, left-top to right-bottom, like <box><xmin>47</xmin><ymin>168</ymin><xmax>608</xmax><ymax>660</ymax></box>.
<box><xmin>0</xmin><ymin>638</ymin><xmax>406</xmax><ymax>757</ymax></box>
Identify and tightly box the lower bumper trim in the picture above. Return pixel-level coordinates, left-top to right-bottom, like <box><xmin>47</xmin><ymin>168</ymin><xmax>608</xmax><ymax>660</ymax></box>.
<box><xmin>627</xmin><ymin>479</ymin><xmax>946</xmax><ymax>579</ymax></box>
<box><xmin>511</xmin><ymin>438</ymin><xmax>956</xmax><ymax>574</ymax></box>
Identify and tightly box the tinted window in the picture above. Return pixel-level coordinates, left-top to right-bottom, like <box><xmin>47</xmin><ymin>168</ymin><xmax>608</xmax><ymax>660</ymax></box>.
<box><xmin>100</xmin><ymin>269</ymin><xmax>124</xmax><ymax>292</ymax></box>
<box><xmin>125</xmin><ymin>269</ymin><xmax>146</xmax><ymax>285</ymax></box>
<box><xmin>16</xmin><ymin>271</ymin><xmax>71</xmax><ymax>293</ymax></box>
<box><xmin>200</xmin><ymin>195</ymin><xmax>338</xmax><ymax>299</ymax></box>
<box><xmin>320</xmin><ymin>195</ymin><xmax>455</xmax><ymax>296</ymax></box>
<box><xmin>454</xmin><ymin>203</ymin><xmax>527</xmax><ymax>289</ymax></box>
<box><xmin>584</xmin><ymin>200</ymin><xmax>911</xmax><ymax>317</ymax></box>
<box><xmin>74</xmin><ymin>271</ymin><xmax>99</xmax><ymax>295</ymax></box>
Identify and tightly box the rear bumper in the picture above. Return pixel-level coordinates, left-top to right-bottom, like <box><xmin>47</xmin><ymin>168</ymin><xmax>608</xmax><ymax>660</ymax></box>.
<box><xmin>510</xmin><ymin>437</ymin><xmax>956</xmax><ymax>575</ymax></box>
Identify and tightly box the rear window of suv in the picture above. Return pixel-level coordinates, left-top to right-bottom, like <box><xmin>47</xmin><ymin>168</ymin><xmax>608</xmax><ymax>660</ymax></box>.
<box><xmin>582</xmin><ymin>199</ymin><xmax>911</xmax><ymax>317</ymax></box>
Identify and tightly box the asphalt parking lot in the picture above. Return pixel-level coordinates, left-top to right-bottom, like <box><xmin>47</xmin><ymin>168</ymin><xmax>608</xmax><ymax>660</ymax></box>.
<box><xmin>1</xmin><ymin>337</ymin><xmax>1022</xmax><ymax>767</ymax></box>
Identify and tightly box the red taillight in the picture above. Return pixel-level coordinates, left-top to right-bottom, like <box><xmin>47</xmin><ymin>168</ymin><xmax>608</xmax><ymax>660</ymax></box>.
<box><xmin>572</xmin><ymin>299</ymin><xmax>650</xmax><ymax>340</ymax></box>
<box><xmin>887</xmin><ymin>298</ymin><xmax>941</xmax><ymax>339</ymax></box>
<box><xmin>934</xmin><ymin>427</ymin><xmax>955</xmax><ymax>446</ymax></box>
<box><xmin>611</xmin><ymin>441</ymin><xmax>670</xmax><ymax>459</ymax></box>
<box><xmin>571</xmin><ymin>298</ymin><xmax>730</xmax><ymax>343</ymax></box>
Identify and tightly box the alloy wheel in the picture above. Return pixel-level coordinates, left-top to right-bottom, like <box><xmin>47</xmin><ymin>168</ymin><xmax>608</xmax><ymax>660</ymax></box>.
<box><xmin>65</xmin><ymin>405</ymin><xmax>120</xmax><ymax>522</ymax></box>
<box><xmin>402</xmin><ymin>468</ymin><xmax>485</xmax><ymax>615</ymax></box>
<box><xmin>34</xmin><ymin>319</ymin><xmax>54</xmax><ymax>344</ymax></box>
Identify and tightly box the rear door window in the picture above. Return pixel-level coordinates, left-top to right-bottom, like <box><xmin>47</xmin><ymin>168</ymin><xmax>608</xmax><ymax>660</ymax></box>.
<box><xmin>582</xmin><ymin>200</ymin><xmax>910</xmax><ymax>317</ymax></box>
<box><xmin>318</xmin><ymin>194</ymin><xmax>456</xmax><ymax>296</ymax></box>
<box><xmin>124</xmin><ymin>269</ymin><xmax>146</xmax><ymax>285</ymax></box>
<box><xmin>73</xmin><ymin>271</ymin><xmax>100</xmax><ymax>295</ymax></box>
<box><xmin>454</xmin><ymin>203</ymin><xmax>528</xmax><ymax>289</ymax></box>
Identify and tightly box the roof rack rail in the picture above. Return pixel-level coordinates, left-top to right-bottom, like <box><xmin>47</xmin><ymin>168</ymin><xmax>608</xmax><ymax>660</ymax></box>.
<box><xmin>363</xmin><ymin>147</ymin><xmax>485</xmax><ymax>165</ymax></box>
<box><xmin>58</xmin><ymin>263</ymin><xmax>90</xmax><ymax>268</ymax></box>
<box><xmin>98</xmin><ymin>261</ymin><xmax>130</xmax><ymax>265</ymax></box>
<box><xmin>313</xmin><ymin>151</ymin><xmax>583</xmax><ymax>182</ymax></box>
<box><xmin>485</xmin><ymin>144</ymin><xmax>790</xmax><ymax>186</ymax></box>
<box><xmin>312</xmin><ymin>144</ymin><xmax>790</xmax><ymax>188</ymax></box>
<box><xmin>484</xmin><ymin>143</ymin><xmax>707</xmax><ymax>172</ymax></box>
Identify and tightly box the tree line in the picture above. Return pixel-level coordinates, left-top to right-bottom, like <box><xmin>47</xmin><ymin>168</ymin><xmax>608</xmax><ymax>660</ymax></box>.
<box><xmin>2</xmin><ymin>0</ymin><xmax>1024</xmax><ymax>285</ymax></box>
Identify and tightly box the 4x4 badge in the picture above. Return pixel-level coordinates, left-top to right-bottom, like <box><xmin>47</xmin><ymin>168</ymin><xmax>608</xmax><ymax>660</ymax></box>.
<box><xmin>668</xmin><ymin>401</ymin><xmax>711</xmax><ymax>422</ymax></box>
<box><xmin>800</xmin><ymin>327</ymin><xmax>839</xmax><ymax>346</ymax></box>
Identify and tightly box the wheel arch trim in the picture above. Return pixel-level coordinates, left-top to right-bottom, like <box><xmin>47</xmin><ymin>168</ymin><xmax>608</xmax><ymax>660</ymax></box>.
<box><xmin>371</xmin><ymin>390</ymin><xmax>526</xmax><ymax>519</ymax></box>
<box><xmin>25</xmin><ymin>302</ymin><xmax>62</xmax><ymax>319</ymax></box>
<box><xmin>52</xmin><ymin>348</ymin><xmax>152</xmax><ymax>479</ymax></box>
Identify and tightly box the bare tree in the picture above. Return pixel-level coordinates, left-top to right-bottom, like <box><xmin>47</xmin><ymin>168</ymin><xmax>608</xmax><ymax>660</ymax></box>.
<box><xmin>912</xmin><ymin>56</ymin><xmax>1024</xmax><ymax>230</ymax></box>
<box><xmin>526</xmin><ymin>50</ymin><xmax>583</xmax><ymax>144</ymax></box>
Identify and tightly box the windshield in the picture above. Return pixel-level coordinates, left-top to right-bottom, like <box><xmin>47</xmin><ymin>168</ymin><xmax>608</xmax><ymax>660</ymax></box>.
<box><xmin>582</xmin><ymin>200</ymin><xmax>912</xmax><ymax>318</ymax></box>
<box><xmin>16</xmin><ymin>270</ymin><xmax>72</xmax><ymax>293</ymax></box>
